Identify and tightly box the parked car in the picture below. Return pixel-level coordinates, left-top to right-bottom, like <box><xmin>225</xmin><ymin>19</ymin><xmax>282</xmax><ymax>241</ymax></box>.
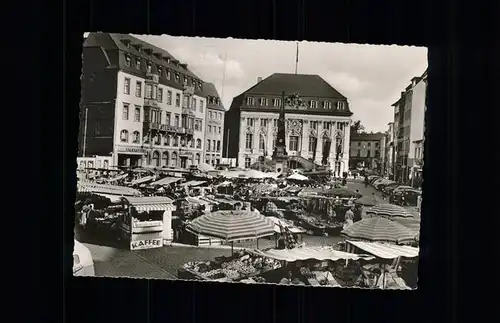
<box><xmin>389</xmin><ymin>189</ymin><xmax>421</xmax><ymax>206</ymax></box>
<box><xmin>373</xmin><ymin>178</ymin><xmax>392</xmax><ymax>188</ymax></box>
<box><xmin>376</xmin><ymin>180</ymin><xmax>397</xmax><ymax>191</ymax></box>
<box><xmin>73</xmin><ymin>240</ymin><xmax>95</xmax><ymax>276</ymax></box>
<box><xmin>392</xmin><ymin>185</ymin><xmax>414</xmax><ymax>194</ymax></box>
<box><xmin>382</xmin><ymin>182</ymin><xmax>404</xmax><ymax>195</ymax></box>
<box><xmin>368</xmin><ymin>176</ymin><xmax>381</xmax><ymax>184</ymax></box>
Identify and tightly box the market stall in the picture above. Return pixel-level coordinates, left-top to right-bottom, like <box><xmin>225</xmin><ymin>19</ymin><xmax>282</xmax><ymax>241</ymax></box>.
<box><xmin>117</xmin><ymin>196</ymin><xmax>176</xmax><ymax>250</ymax></box>
<box><xmin>340</xmin><ymin>217</ymin><xmax>417</xmax><ymax>245</ymax></box>
<box><xmin>185</xmin><ymin>210</ymin><xmax>275</xmax><ymax>254</ymax></box>
<box><xmin>365</xmin><ymin>203</ymin><xmax>414</xmax><ymax>218</ymax></box>
<box><xmin>178</xmin><ymin>250</ymin><xmax>283</xmax><ymax>282</ymax></box>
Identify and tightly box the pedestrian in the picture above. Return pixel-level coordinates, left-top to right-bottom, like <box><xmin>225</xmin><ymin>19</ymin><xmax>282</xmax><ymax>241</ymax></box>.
<box><xmin>344</xmin><ymin>207</ymin><xmax>355</xmax><ymax>229</ymax></box>
<box><xmin>364</xmin><ymin>175</ymin><xmax>369</xmax><ymax>188</ymax></box>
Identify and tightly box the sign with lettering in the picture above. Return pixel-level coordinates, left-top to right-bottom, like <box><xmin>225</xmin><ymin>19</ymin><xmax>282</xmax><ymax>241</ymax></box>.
<box><xmin>130</xmin><ymin>238</ymin><xmax>162</xmax><ymax>250</ymax></box>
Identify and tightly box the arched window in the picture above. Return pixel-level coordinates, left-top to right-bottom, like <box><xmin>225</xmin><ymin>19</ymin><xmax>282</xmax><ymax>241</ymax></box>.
<box><xmin>196</xmin><ymin>139</ymin><xmax>201</xmax><ymax>148</ymax></box>
<box><xmin>259</xmin><ymin>135</ymin><xmax>265</xmax><ymax>150</ymax></box>
<box><xmin>120</xmin><ymin>130</ymin><xmax>129</xmax><ymax>142</ymax></box>
<box><xmin>162</xmin><ymin>151</ymin><xmax>169</xmax><ymax>166</ymax></box>
<box><xmin>195</xmin><ymin>153</ymin><xmax>200</xmax><ymax>165</ymax></box>
<box><xmin>152</xmin><ymin>151</ymin><xmax>160</xmax><ymax>167</ymax></box>
<box><xmin>171</xmin><ymin>152</ymin><xmax>178</xmax><ymax>167</ymax></box>
<box><xmin>205</xmin><ymin>154</ymin><xmax>210</xmax><ymax>164</ymax></box>
<box><xmin>132</xmin><ymin>131</ymin><xmax>140</xmax><ymax>144</ymax></box>
<box><xmin>165</xmin><ymin>135</ymin><xmax>170</xmax><ymax>146</ymax></box>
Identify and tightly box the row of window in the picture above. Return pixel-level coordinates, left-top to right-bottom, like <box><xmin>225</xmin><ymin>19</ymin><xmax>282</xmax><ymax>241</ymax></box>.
<box><xmin>122</xmin><ymin>45</ymin><xmax>203</xmax><ymax>89</ymax></box>
<box><xmin>244</xmin><ymin>133</ymin><xmax>343</xmax><ymax>152</ymax></box>
<box><xmin>149</xmin><ymin>150</ymin><xmax>201</xmax><ymax>168</ymax></box>
<box><xmin>245</xmin><ymin>118</ymin><xmax>345</xmax><ymax>131</ymax></box>
<box><xmin>208</xmin><ymin>111</ymin><xmax>223</xmax><ymax>120</ymax></box>
<box><xmin>122</xmin><ymin>103</ymin><xmax>204</xmax><ymax>132</ymax></box>
<box><xmin>119</xmin><ymin>129</ymin><xmax>221</xmax><ymax>152</ymax></box>
<box><xmin>207</xmin><ymin>125</ymin><xmax>222</xmax><ymax>134</ymax></box>
<box><xmin>355</xmin><ymin>141</ymin><xmax>380</xmax><ymax>148</ymax></box>
<box><xmin>123</xmin><ymin>77</ymin><xmax>205</xmax><ymax>112</ymax></box>
<box><xmin>245</xmin><ymin>97</ymin><xmax>346</xmax><ymax>110</ymax></box>
<box><xmin>148</xmin><ymin>151</ymin><xmax>221</xmax><ymax>168</ymax></box>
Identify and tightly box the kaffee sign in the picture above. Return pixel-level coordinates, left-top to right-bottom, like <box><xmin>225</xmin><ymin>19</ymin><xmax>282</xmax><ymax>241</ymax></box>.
<box><xmin>130</xmin><ymin>238</ymin><xmax>162</xmax><ymax>250</ymax></box>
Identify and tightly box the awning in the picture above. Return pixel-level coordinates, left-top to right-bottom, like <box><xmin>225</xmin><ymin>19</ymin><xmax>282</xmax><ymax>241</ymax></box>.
<box><xmin>107</xmin><ymin>173</ymin><xmax>128</xmax><ymax>182</ymax></box>
<box><xmin>77</xmin><ymin>182</ymin><xmax>141</xmax><ymax>196</ymax></box>
<box><xmin>123</xmin><ymin>196</ymin><xmax>176</xmax><ymax>212</ymax></box>
<box><xmin>131</xmin><ymin>175</ymin><xmax>155</xmax><ymax>185</ymax></box>
<box><xmin>179</xmin><ymin>180</ymin><xmax>206</xmax><ymax>187</ymax></box>
<box><xmin>150</xmin><ymin>176</ymin><xmax>182</xmax><ymax>186</ymax></box>
<box><xmin>252</xmin><ymin>246</ymin><xmax>374</xmax><ymax>262</ymax></box>
<box><xmin>345</xmin><ymin>240</ymin><xmax>419</xmax><ymax>259</ymax></box>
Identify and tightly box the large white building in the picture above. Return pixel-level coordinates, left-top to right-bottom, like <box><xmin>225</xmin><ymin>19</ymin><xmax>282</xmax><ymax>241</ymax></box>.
<box><xmin>223</xmin><ymin>73</ymin><xmax>353</xmax><ymax>175</ymax></box>
<box><xmin>79</xmin><ymin>33</ymin><xmax>211</xmax><ymax>169</ymax></box>
<box><xmin>202</xmin><ymin>83</ymin><xmax>225</xmax><ymax>166</ymax></box>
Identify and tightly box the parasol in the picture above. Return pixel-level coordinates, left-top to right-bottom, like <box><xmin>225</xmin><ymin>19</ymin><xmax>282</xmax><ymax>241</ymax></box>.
<box><xmin>185</xmin><ymin>210</ymin><xmax>275</xmax><ymax>254</ymax></box>
<box><xmin>365</xmin><ymin>203</ymin><xmax>414</xmax><ymax>218</ymax></box>
<box><xmin>287</xmin><ymin>173</ymin><xmax>309</xmax><ymax>181</ymax></box>
<box><xmin>341</xmin><ymin>217</ymin><xmax>417</xmax><ymax>244</ymax></box>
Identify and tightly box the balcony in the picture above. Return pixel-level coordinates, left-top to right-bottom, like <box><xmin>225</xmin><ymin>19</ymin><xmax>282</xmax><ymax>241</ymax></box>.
<box><xmin>145</xmin><ymin>73</ymin><xmax>159</xmax><ymax>83</ymax></box>
<box><xmin>144</xmin><ymin>98</ymin><xmax>159</xmax><ymax>108</ymax></box>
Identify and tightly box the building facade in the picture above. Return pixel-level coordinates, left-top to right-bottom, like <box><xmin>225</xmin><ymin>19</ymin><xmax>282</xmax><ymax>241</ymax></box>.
<box><xmin>391</xmin><ymin>69</ymin><xmax>427</xmax><ymax>184</ymax></box>
<box><xmin>202</xmin><ymin>83</ymin><xmax>225</xmax><ymax>166</ymax></box>
<box><xmin>223</xmin><ymin>73</ymin><xmax>353</xmax><ymax>175</ymax></box>
<box><xmin>80</xmin><ymin>33</ymin><xmax>209</xmax><ymax>169</ymax></box>
<box><xmin>384</xmin><ymin>122</ymin><xmax>395</xmax><ymax>178</ymax></box>
<box><xmin>349</xmin><ymin>133</ymin><xmax>386</xmax><ymax>172</ymax></box>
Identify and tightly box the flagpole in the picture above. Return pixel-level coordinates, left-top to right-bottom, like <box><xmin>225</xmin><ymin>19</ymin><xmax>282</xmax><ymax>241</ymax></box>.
<box><xmin>295</xmin><ymin>42</ymin><xmax>299</xmax><ymax>74</ymax></box>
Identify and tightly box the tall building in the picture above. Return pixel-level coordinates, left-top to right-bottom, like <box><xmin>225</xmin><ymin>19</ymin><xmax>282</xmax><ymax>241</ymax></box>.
<box><xmin>391</xmin><ymin>69</ymin><xmax>427</xmax><ymax>184</ymax></box>
<box><xmin>79</xmin><ymin>32</ymin><xmax>208</xmax><ymax>169</ymax></box>
<box><xmin>202</xmin><ymin>82</ymin><xmax>225</xmax><ymax>166</ymax></box>
<box><xmin>223</xmin><ymin>73</ymin><xmax>353</xmax><ymax>175</ymax></box>
<box><xmin>385</xmin><ymin>122</ymin><xmax>395</xmax><ymax>178</ymax></box>
<box><xmin>349</xmin><ymin>132</ymin><xmax>386</xmax><ymax>172</ymax></box>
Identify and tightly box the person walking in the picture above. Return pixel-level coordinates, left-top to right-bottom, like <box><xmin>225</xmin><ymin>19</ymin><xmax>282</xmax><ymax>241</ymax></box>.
<box><xmin>344</xmin><ymin>207</ymin><xmax>355</xmax><ymax>229</ymax></box>
<box><xmin>364</xmin><ymin>175</ymin><xmax>369</xmax><ymax>188</ymax></box>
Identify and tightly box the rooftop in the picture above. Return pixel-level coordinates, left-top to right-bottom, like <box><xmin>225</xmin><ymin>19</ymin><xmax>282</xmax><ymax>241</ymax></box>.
<box><xmin>202</xmin><ymin>82</ymin><xmax>226</xmax><ymax>112</ymax></box>
<box><xmin>242</xmin><ymin>73</ymin><xmax>347</xmax><ymax>99</ymax></box>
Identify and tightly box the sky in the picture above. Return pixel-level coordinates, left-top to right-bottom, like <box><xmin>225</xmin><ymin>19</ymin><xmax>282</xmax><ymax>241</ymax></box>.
<box><xmin>90</xmin><ymin>33</ymin><xmax>427</xmax><ymax>133</ymax></box>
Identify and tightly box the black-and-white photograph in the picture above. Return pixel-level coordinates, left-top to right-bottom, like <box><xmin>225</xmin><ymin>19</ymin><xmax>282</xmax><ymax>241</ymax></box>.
<box><xmin>74</xmin><ymin>32</ymin><xmax>427</xmax><ymax>289</ymax></box>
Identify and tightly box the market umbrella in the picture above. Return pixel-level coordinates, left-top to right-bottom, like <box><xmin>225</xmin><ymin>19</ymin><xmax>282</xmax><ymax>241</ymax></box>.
<box><xmin>185</xmin><ymin>210</ymin><xmax>275</xmax><ymax>254</ymax></box>
<box><xmin>341</xmin><ymin>217</ymin><xmax>417</xmax><ymax>244</ymax></box>
<box><xmin>365</xmin><ymin>203</ymin><xmax>414</xmax><ymax>218</ymax></box>
<box><xmin>391</xmin><ymin>217</ymin><xmax>421</xmax><ymax>232</ymax></box>
<box><xmin>198</xmin><ymin>162</ymin><xmax>215</xmax><ymax>172</ymax></box>
<box><xmin>287</xmin><ymin>173</ymin><xmax>309</xmax><ymax>181</ymax></box>
<box><xmin>244</xmin><ymin>169</ymin><xmax>266</xmax><ymax>179</ymax></box>
<box><xmin>355</xmin><ymin>195</ymin><xmax>381</xmax><ymax>206</ymax></box>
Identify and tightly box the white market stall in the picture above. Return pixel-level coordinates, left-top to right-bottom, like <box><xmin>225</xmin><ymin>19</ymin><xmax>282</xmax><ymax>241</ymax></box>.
<box><xmin>117</xmin><ymin>196</ymin><xmax>176</xmax><ymax>250</ymax></box>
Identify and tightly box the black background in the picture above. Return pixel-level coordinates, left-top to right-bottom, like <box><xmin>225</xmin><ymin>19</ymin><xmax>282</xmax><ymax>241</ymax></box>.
<box><xmin>16</xmin><ymin>0</ymin><xmax>498</xmax><ymax>322</ymax></box>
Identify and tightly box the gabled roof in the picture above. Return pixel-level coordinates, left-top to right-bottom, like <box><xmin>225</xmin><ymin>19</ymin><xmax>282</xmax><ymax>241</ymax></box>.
<box><xmin>242</xmin><ymin>73</ymin><xmax>347</xmax><ymax>99</ymax></box>
<box><xmin>84</xmin><ymin>32</ymin><xmax>200</xmax><ymax>80</ymax></box>
<box><xmin>202</xmin><ymin>82</ymin><xmax>226</xmax><ymax>112</ymax></box>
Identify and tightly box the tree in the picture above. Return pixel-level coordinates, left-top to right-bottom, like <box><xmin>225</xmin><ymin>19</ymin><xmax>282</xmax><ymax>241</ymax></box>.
<box><xmin>350</xmin><ymin>120</ymin><xmax>365</xmax><ymax>134</ymax></box>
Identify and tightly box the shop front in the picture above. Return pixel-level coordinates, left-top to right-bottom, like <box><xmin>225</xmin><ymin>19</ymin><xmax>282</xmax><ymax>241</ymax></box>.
<box><xmin>118</xmin><ymin>196</ymin><xmax>177</xmax><ymax>249</ymax></box>
<box><xmin>115</xmin><ymin>146</ymin><xmax>146</xmax><ymax>168</ymax></box>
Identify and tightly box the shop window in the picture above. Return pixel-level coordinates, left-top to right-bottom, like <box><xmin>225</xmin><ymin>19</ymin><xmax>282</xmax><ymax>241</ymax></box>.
<box><xmin>120</xmin><ymin>130</ymin><xmax>129</xmax><ymax>142</ymax></box>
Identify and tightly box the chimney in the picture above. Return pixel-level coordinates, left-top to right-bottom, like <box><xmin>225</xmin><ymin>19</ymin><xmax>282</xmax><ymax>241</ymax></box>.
<box><xmin>257</xmin><ymin>77</ymin><xmax>262</xmax><ymax>83</ymax></box>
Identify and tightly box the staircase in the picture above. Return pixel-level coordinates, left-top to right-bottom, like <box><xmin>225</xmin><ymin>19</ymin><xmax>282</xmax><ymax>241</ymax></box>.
<box><xmin>287</xmin><ymin>155</ymin><xmax>322</xmax><ymax>171</ymax></box>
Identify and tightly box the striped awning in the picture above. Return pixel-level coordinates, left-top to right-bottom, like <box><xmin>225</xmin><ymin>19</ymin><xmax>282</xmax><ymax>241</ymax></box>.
<box><xmin>346</xmin><ymin>240</ymin><xmax>419</xmax><ymax>259</ymax></box>
<box><xmin>123</xmin><ymin>196</ymin><xmax>176</xmax><ymax>212</ymax></box>
<box><xmin>186</xmin><ymin>210</ymin><xmax>275</xmax><ymax>242</ymax></box>
<box><xmin>341</xmin><ymin>217</ymin><xmax>417</xmax><ymax>245</ymax></box>
<box><xmin>150</xmin><ymin>176</ymin><xmax>182</xmax><ymax>186</ymax></box>
<box><xmin>391</xmin><ymin>217</ymin><xmax>421</xmax><ymax>232</ymax></box>
<box><xmin>107</xmin><ymin>173</ymin><xmax>128</xmax><ymax>182</ymax></box>
<box><xmin>77</xmin><ymin>182</ymin><xmax>141</xmax><ymax>196</ymax></box>
<box><xmin>133</xmin><ymin>203</ymin><xmax>176</xmax><ymax>212</ymax></box>
<box><xmin>131</xmin><ymin>175</ymin><xmax>155</xmax><ymax>185</ymax></box>
<box><xmin>179</xmin><ymin>180</ymin><xmax>206</xmax><ymax>187</ymax></box>
<box><xmin>252</xmin><ymin>246</ymin><xmax>374</xmax><ymax>262</ymax></box>
<box><xmin>366</xmin><ymin>204</ymin><xmax>414</xmax><ymax>218</ymax></box>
